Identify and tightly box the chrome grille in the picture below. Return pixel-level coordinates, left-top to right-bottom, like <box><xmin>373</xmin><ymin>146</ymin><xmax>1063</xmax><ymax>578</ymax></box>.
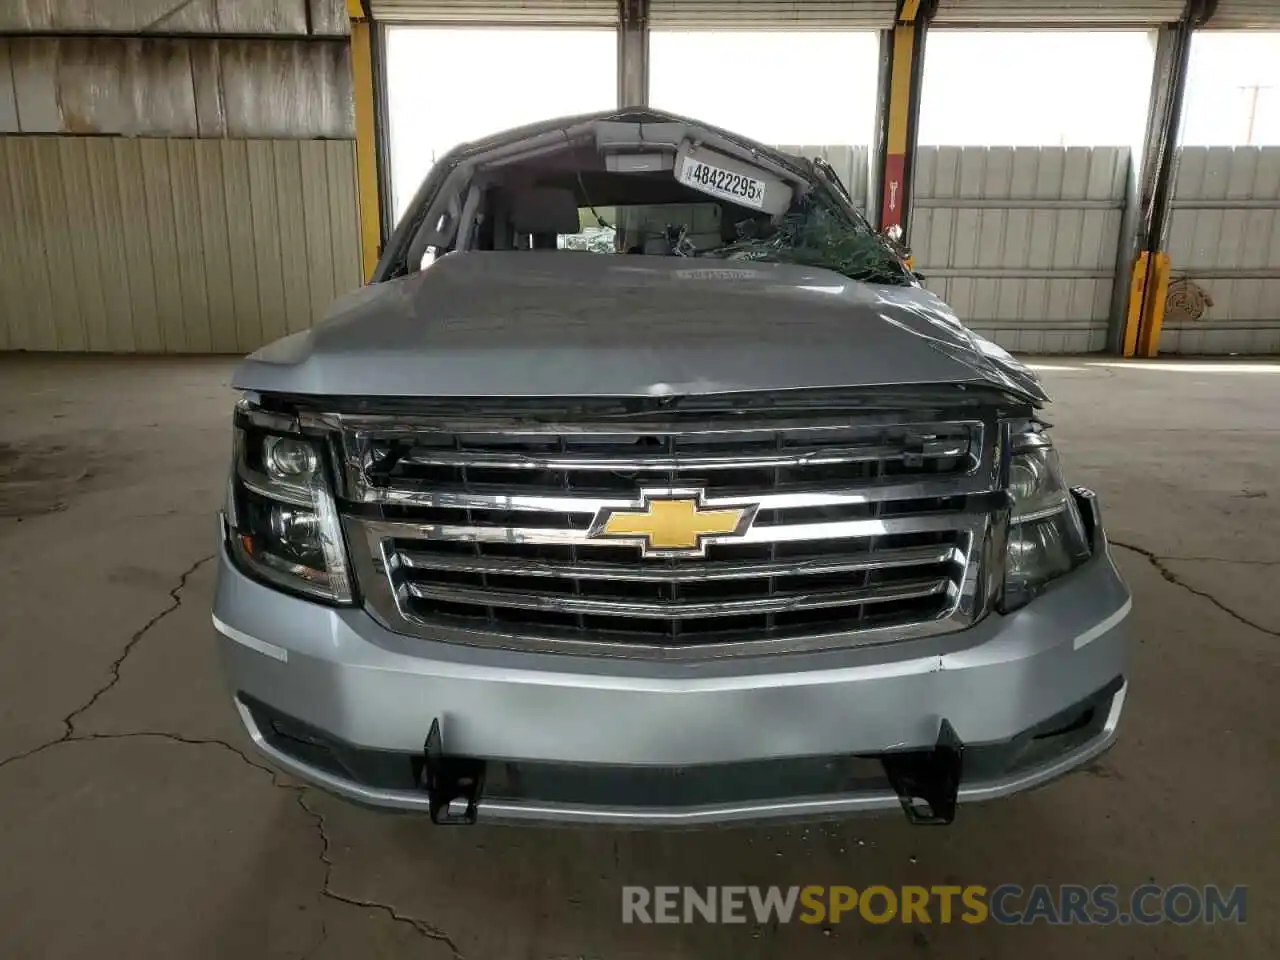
<box><xmin>333</xmin><ymin>401</ymin><xmax>1004</xmax><ymax>658</ymax></box>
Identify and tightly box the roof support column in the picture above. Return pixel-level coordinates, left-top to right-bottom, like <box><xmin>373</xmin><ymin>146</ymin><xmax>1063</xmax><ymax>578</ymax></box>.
<box><xmin>348</xmin><ymin>0</ymin><xmax>386</xmax><ymax>282</ymax></box>
<box><xmin>874</xmin><ymin>0</ymin><xmax>936</xmax><ymax>246</ymax></box>
<box><xmin>1123</xmin><ymin>0</ymin><xmax>1218</xmax><ymax>357</ymax></box>
<box><xmin>618</xmin><ymin>0</ymin><xmax>649</xmax><ymax>107</ymax></box>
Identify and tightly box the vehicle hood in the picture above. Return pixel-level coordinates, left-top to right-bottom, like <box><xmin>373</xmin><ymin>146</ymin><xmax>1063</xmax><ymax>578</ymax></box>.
<box><xmin>233</xmin><ymin>252</ymin><xmax>1048</xmax><ymax>404</ymax></box>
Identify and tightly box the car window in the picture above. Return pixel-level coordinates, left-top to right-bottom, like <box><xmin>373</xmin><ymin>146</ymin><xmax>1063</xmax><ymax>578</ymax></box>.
<box><xmin>553</xmin><ymin>194</ymin><xmax>907</xmax><ymax>286</ymax></box>
<box><xmin>557</xmin><ymin>202</ymin><xmax>725</xmax><ymax>255</ymax></box>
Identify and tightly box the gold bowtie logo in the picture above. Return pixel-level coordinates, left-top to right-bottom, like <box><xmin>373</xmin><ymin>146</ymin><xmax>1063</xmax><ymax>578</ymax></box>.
<box><xmin>589</xmin><ymin>491</ymin><xmax>758</xmax><ymax>558</ymax></box>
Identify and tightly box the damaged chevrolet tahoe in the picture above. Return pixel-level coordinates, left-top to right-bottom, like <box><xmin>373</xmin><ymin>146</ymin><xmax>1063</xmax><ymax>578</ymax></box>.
<box><xmin>213</xmin><ymin>109</ymin><xmax>1132</xmax><ymax>826</ymax></box>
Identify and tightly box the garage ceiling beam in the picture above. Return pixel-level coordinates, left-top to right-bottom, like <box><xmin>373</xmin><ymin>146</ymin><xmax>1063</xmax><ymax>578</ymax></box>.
<box><xmin>348</xmin><ymin>0</ymin><xmax>385</xmax><ymax>282</ymax></box>
<box><xmin>1123</xmin><ymin>0</ymin><xmax>1218</xmax><ymax>357</ymax></box>
<box><xmin>874</xmin><ymin>0</ymin><xmax>937</xmax><ymax>245</ymax></box>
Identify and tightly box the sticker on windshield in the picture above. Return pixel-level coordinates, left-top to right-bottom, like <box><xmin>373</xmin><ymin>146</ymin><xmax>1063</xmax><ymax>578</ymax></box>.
<box><xmin>678</xmin><ymin>158</ymin><xmax>767</xmax><ymax>210</ymax></box>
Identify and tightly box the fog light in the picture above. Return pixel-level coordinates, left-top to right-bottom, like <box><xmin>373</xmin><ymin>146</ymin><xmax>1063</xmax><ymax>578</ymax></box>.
<box><xmin>264</xmin><ymin>436</ymin><xmax>318</xmax><ymax>480</ymax></box>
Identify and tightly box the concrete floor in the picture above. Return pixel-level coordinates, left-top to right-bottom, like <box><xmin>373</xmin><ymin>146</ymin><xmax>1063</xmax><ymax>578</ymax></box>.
<box><xmin>0</xmin><ymin>354</ymin><xmax>1276</xmax><ymax>959</ymax></box>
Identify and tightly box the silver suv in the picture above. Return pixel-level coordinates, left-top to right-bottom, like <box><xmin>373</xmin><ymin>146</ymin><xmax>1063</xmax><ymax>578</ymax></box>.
<box><xmin>213</xmin><ymin>109</ymin><xmax>1131</xmax><ymax>826</ymax></box>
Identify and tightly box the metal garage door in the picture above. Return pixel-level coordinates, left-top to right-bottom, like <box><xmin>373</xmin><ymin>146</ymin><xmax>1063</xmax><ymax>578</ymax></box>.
<box><xmin>1206</xmin><ymin>1</ymin><xmax>1280</xmax><ymax>28</ymax></box>
<box><xmin>932</xmin><ymin>0</ymin><xmax>1183</xmax><ymax>24</ymax></box>
<box><xmin>649</xmin><ymin>1</ymin><xmax>896</xmax><ymax>28</ymax></box>
<box><xmin>369</xmin><ymin>1</ymin><xmax>618</xmax><ymax>24</ymax></box>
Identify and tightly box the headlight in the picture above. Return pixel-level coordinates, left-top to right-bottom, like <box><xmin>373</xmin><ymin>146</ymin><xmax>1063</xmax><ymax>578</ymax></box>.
<box><xmin>263</xmin><ymin>436</ymin><xmax>319</xmax><ymax>480</ymax></box>
<box><xmin>1002</xmin><ymin>434</ymin><xmax>1091</xmax><ymax>612</ymax></box>
<box><xmin>225</xmin><ymin>411</ymin><xmax>352</xmax><ymax>604</ymax></box>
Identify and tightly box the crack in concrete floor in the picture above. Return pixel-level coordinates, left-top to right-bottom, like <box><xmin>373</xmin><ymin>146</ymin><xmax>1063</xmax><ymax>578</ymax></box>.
<box><xmin>0</xmin><ymin>554</ymin><xmax>465</xmax><ymax>960</ymax></box>
<box><xmin>297</xmin><ymin>788</ymin><xmax>464</xmax><ymax>958</ymax></box>
<box><xmin>79</xmin><ymin>730</ymin><xmax>466</xmax><ymax>960</ymax></box>
<box><xmin>1110</xmin><ymin>540</ymin><xmax>1280</xmax><ymax>639</ymax></box>
<box><xmin>0</xmin><ymin>524</ymin><xmax>1272</xmax><ymax>960</ymax></box>
<box><xmin>0</xmin><ymin>552</ymin><xmax>214</xmax><ymax>773</ymax></box>
<box><xmin>1144</xmin><ymin>556</ymin><xmax>1280</xmax><ymax>566</ymax></box>
<box><xmin>66</xmin><ymin>554</ymin><xmax>217</xmax><ymax>735</ymax></box>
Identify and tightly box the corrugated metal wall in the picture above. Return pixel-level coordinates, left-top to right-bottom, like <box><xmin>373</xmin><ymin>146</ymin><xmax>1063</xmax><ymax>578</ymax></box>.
<box><xmin>0</xmin><ymin>37</ymin><xmax>354</xmax><ymax>137</ymax></box>
<box><xmin>775</xmin><ymin>144</ymin><xmax>869</xmax><ymax>211</ymax></box>
<box><xmin>0</xmin><ymin>136</ymin><xmax>361</xmax><ymax>353</ymax></box>
<box><xmin>370</xmin><ymin>0</ymin><xmax>618</xmax><ymax>23</ymax></box>
<box><xmin>932</xmin><ymin>0</ymin><xmax>1184</xmax><ymax>23</ymax></box>
<box><xmin>0</xmin><ymin>0</ymin><xmax>348</xmax><ymax>35</ymax></box>
<box><xmin>0</xmin><ymin>10</ymin><xmax>361</xmax><ymax>355</ymax></box>
<box><xmin>1207</xmin><ymin>0</ymin><xmax>1280</xmax><ymax>28</ymax></box>
<box><xmin>1160</xmin><ymin>147</ymin><xmax>1280</xmax><ymax>355</ymax></box>
<box><xmin>910</xmin><ymin>146</ymin><xmax>1130</xmax><ymax>353</ymax></box>
<box><xmin>649</xmin><ymin>1</ymin><xmax>896</xmax><ymax>28</ymax></box>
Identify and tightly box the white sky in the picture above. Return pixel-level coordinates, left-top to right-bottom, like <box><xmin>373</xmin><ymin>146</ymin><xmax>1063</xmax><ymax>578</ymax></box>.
<box><xmin>918</xmin><ymin>31</ymin><xmax>1155</xmax><ymax>149</ymax></box>
<box><xmin>385</xmin><ymin>28</ymin><xmax>617</xmax><ymax>216</ymax></box>
<box><xmin>386</xmin><ymin>27</ymin><xmax>1280</xmax><ymax>217</ymax></box>
<box><xmin>1182</xmin><ymin>32</ymin><xmax>1280</xmax><ymax>145</ymax></box>
<box><xmin>648</xmin><ymin>31</ymin><xmax>881</xmax><ymax>147</ymax></box>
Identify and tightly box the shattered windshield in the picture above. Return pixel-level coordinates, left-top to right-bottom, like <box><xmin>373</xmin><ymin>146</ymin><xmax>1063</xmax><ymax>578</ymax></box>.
<box><xmin>554</xmin><ymin>181</ymin><xmax>909</xmax><ymax>286</ymax></box>
<box><xmin>690</xmin><ymin>193</ymin><xmax>907</xmax><ymax>285</ymax></box>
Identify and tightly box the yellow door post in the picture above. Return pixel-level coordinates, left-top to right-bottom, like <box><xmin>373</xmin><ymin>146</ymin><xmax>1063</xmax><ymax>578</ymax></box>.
<box><xmin>348</xmin><ymin>0</ymin><xmax>383</xmax><ymax>282</ymax></box>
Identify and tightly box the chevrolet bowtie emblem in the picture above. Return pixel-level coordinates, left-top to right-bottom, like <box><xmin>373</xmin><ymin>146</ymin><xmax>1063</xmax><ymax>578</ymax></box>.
<box><xmin>588</xmin><ymin>490</ymin><xmax>759</xmax><ymax>558</ymax></box>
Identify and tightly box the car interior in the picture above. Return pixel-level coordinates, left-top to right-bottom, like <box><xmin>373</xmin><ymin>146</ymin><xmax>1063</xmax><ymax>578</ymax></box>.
<box><xmin>471</xmin><ymin>173</ymin><xmax>763</xmax><ymax>255</ymax></box>
<box><xmin>401</xmin><ymin>128</ymin><xmax>805</xmax><ymax>272</ymax></box>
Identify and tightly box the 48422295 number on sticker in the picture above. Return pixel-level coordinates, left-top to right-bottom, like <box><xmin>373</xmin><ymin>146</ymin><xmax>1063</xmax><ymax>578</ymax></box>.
<box><xmin>679</xmin><ymin>159</ymin><xmax>767</xmax><ymax>209</ymax></box>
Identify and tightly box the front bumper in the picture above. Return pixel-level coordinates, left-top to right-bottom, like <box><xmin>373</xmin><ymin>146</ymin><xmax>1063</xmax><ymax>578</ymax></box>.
<box><xmin>213</xmin><ymin>502</ymin><xmax>1132</xmax><ymax>826</ymax></box>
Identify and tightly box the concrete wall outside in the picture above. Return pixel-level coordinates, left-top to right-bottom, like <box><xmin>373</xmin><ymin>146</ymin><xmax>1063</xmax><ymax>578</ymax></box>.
<box><xmin>910</xmin><ymin>145</ymin><xmax>1131</xmax><ymax>355</ymax></box>
<box><xmin>1160</xmin><ymin>146</ymin><xmax>1280</xmax><ymax>355</ymax></box>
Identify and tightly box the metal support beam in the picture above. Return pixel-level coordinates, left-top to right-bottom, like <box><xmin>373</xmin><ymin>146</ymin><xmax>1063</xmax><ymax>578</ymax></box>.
<box><xmin>618</xmin><ymin>0</ymin><xmax>648</xmax><ymax>107</ymax></box>
<box><xmin>348</xmin><ymin>0</ymin><xmax>384</xmax><ymax>283</ymax></box>
<box><xmin>867</xmin><ymin>29</ymin><xmax>894</xmax><ymax>228</ymax></box>
<box><xmin>1123</xmin><ymin>0</ymin><xmax>1218</xmax><ymax>357</ymax></box>
<box><xmin>370</xmin><ymin>18</ymin><xmax>395</xmax><ymax>244</ymax></box>
<box><xmin>875</xmin><ymin>0</ymin><xmax>935</xmax><ymax>245</ymax></box>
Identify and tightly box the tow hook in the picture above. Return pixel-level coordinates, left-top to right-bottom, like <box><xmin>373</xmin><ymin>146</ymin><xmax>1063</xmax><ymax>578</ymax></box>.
<box><xmin>881</xmin><ymin>719</ymin><xmax>964</xmax><ymax>825</ymax></box>
<box><xmin>421</xmin><ymin>719</ymin><xmax>485</xmax><ymax>825</ymax></box>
